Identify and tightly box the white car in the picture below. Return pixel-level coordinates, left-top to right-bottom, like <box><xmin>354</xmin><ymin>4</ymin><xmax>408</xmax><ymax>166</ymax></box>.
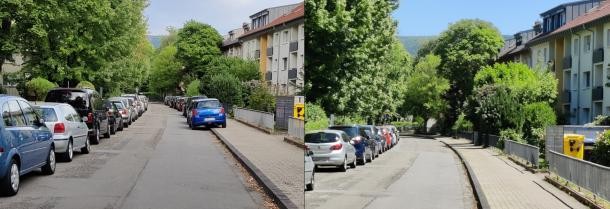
<box><xmin>37</xmin><ymin>103</ymin><xmax>91</xmax><ymax>162</ymax></box>
<box><xmin>305</xmin><ymin>130</ymin><xmax>357</xmax><ymax>172</ymax></box>
<box><xmin>305</xmin><ymin>150</ymin><xmax>315</xmax><ymax>191</ymax></box>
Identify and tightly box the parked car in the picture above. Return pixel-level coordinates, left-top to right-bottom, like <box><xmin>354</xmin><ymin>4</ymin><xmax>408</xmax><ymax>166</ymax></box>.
<box><xmin>177</xmin><ymin>97</ymin><xmax>186</xmax><ymax>112</ymax></box>
<box><xmin>378</xmin><ymin>126</ymin><xmax>392</xmax><ymax>150</ymax></box>
<box><xmin>122</xmin><ymin>94</ymin><xmax>144</xmax><ymax>116</ymax></box>
<box><xmin>137</xmin><ymin>95</ymin><xmax>148</xmax><ymax>111</ymax></box>
<box><xmin>109</xmin><ymin>97</ymin><xmax>133</xmax><ymax>127</ymax></box>
<box><xmin>123</xmin><ymin>97</ymin><xmax>138</xmax><ymax>121</ymax></box>
<box><xmin>305</xmin><ymin>130</ymin><xmax>357</xmax><ymax>171</ymax></box>
<box><xmin>359</xmin><ymin>125</ymin><xmax>381</xmax><ymax>157</ymax></box>
<box><xmin>104</xmin><ymin>100</ymin><xmax>123</xmax><ymax>134</ymax></box>
<box><xmin>329</xmin><ymin>125</ymin><xmax>374</xmax><ymax>165</ymax></box>
<box><xmin>36</xmin><ymin>103</ymin><xmax>91</xmax><ymax>162</ymax></box>
<box><xmin>305</xmin><ymin>150</ymin><xmax>315</xmax><ymax>191</ymax></box>
<box><xmin>0</xmin><ymin>96</ymin><xmax>55</xmax><ymax>196</ymax></box>
<box><xmin>45</xmin><ymin>88</ymin><xmax>111</xmax><ymax>144</ymax></box>
<box><xmin>189</xmin><ymin>99</ymin><xmax>226</xmax><ymax>129</ymax></box>
<box><xmin>183</xmin><ymin>95</ymin><xmax>208</xmax><ymax>117</ymax></box>
<box><xmin>388</xmin><ymin>125</ymin><xmax>400</xmax><ymax>144</ymax></box>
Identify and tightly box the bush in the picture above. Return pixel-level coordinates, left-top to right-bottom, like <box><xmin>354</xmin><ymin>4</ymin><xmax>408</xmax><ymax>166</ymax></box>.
<box><xmin>452</xmin><ymin>113</ymin><xmax>474</xmax><ymax>132</ymax></box>
<box><xmin>76</xmin><ymin>81</ymin><xmax>95</xmax><ymax>89</ymax></box>
<box><xmin>523</xmin><ymin>102</ymin><xmax>556</xmax><ymax>145</ymax></box>
<box><xmin>26</xmin><ymin>77</ymin><xmax>57</xmax><ymax>101</ymax></box>
<box><xmin>305</xmin><ymin>103</ymin><xmax>329</xmax><ymax>131</ymax></box>
<box><xmin>499</xmin><ymin>129</ymin><xmax>525</xmax><ymax>149</ymax></box>
<box><xmin>592</xmin><ymin>130</ymin><xmax>610</xmax><ymax>166</ymax></box>
<box><xmin>334</xmin><ymin>115</ymin><xmax>366</xmax><ymax>125</ymax></box>
<box><xmin>247</xmin><ymin>85</ymin><xmax>275</xmax><ymax>112</ymax></box>
<box><xmin>186</xmin><ymin>79</ymin><xmax>201</xmax><ymax>96</ymax></box>
<box><xmin>204</xmin><ymin>72</ymin><xmax>243</xmax><ymax>108</ymax></box>
<box><xmin>593</xmin><ymin>115</ymin><xmax>610</xmax><ymax>126</ymax></box>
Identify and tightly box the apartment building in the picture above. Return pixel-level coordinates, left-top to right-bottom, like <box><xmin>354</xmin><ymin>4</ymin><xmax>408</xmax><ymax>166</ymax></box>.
<box><xmin>526</xmin><ymin>0</ymin><xmax>610</xmax><ymax>125</ymax></box>
<box><xmin>226</xmin><ymin>2</ymin><xmax>304</xmax><ymax>96</ymax></box>
<box><xmin>221</xmin><ymin>27</ymin><xmax>245</xmax><ymax>57</ymax></box>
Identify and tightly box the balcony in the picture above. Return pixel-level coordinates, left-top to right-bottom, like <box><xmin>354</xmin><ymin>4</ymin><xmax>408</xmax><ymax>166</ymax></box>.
<box><xmin>593</xmin><ymin>48</ymin><xmax>604</xmax><ymax>63</ymax></box>
<box><xmin>593</xmin><ymin>86</ymin><xmax>603</xmax><ymax>101</ymax></box>
<box><xmin>267</xmin><ymin>47</ymin><xmax>273</xmax><ymax>57</ymax></box>
<box><xmin>562</xmin><ymin>90</ymin><xmax>571</xmax><ymax>103</ymax></box>
<box><xmin>255</xmin><ymin>50</ymin><xmax>260</xmax><ymax>59</ymax></box>
<box><xmin>289</xmin><ymin>41</ymin><xmax>298</xmax><ymax>52</ymax></box>
<box><xmin>562</xmin><ymin>56</ymin><xmax>572</xmax><ymax>69</ymax></box>
<box><xmin>288</xmin><ymin>68</ymin><xmax>298</xmax><ymax>80</ymax></box>
<box><xmin>265</xmin><ymin>71</ymin><xmax>272</xmax><ymax>81</ymax></box>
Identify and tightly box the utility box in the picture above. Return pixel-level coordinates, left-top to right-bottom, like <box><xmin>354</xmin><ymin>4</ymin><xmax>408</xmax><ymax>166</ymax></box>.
<box><xmin>563</xmin><ymin>134</ymin><xmax>585</xmax><ymax>159</ymax></box>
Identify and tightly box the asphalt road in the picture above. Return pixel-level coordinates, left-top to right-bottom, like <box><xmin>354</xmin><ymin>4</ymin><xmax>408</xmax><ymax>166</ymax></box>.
<box><xmin>305</xmin><ymin>136</ymin><xmax>475</xmax><ymax>209</ymax></box>
<box><xmin>0</xmin><ymin>103</ymin><xmax>266</xmax><ymax>209</ymax></box>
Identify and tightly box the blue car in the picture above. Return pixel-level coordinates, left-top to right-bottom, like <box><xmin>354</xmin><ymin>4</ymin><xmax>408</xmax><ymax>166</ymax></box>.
<box><xmin>0</xmin><ymin>96</ymin><xmax>55</xmax><ymax>196</ymax></box>
<box><xmin>328</xmin><ymin>125</ymin><xmax>374</xmax><ymax>165</ymax></box>
<box><xmin>188</xmin><ymin>99</ymin><xmax>226</xmax><ymax>129</ymax></box>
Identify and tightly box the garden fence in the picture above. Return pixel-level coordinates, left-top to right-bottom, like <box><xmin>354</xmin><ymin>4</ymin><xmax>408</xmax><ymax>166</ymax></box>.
<box><xmin>233</xmin><ymin>107</ymin><xmax>275</xmax><ymax>131</ymax></box>
<box><xmin>504</xmin><ymin>139</ymin><xmax>539</xmax><ymax>167</ymax></box>
<box><xmin>287</xmin><ymin>117</ymin><xmax>304</xmax><ymax>140</ymax></box>
<box><xmin>548</xmin><ymin>150</ymin><xmax>610</xmax><ymax>201</ymax></box>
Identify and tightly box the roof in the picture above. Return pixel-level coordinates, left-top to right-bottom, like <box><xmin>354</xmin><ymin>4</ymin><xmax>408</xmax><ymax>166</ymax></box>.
<box><xmin>540</xmin><ymin>0</ymin><xmax>600</xmax><ymax>16</ymax></box>
<box><xmin>35</xmin><ymin>102</ymin><xmax>67</xmax><ymax>107</ymax></box>
<box><xmin>240</xmin><ymin>2</ymin><xmax>304</xmax><ymax>39</ymax></box>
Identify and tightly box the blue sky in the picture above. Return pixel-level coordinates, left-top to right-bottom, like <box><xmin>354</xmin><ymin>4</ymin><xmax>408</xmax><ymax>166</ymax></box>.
<box><xmin>395</xmin><ymin>0</ymin><xmax>570</xmax><ymax>36</ymax></box>
<box><xmin>145</xmin><ymin>0</ymin><xmax>300</xmax><ymax>35</ymax></box>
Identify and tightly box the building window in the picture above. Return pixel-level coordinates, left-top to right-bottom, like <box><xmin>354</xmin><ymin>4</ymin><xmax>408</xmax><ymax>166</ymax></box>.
<box><xmin>283</xmin><ymin>31</ymin><xmax>289</xmax><ymax>43</ymax></box>
<box><xmin>283</xmin><ymin>58</ymin><xmax>287</xmax><ymax>71</ymax></box>
<box><xmin>574</xmin><ymin>38</ymin><xmax>580</xmax><ymax>55</ymax></box>
<box><xmin>585</xmin><ymin>35</ymin><xmax>592</xmax><ymax>53</ymax></box>
<box><xmin>607</xmin><ymin>29</ymin><xmax>610</xmax><ymax>47</ymax></box>
<box><xmin>584</xmin><ymin>71</ymin><xmax>591</xmax><ymax>88</ymax></box>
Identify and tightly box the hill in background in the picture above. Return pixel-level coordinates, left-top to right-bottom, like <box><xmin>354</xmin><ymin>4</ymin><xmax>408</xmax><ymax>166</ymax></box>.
<box><xmin>148</xmin><ymin>35</ymin><xmax>164</xmax><ymax>49</ymax></box>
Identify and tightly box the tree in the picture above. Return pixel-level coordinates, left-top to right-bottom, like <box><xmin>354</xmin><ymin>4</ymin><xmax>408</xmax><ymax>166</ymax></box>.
<box><xmin>305</xmin><ymin>0</ymin><xmax>404</xmax><ymax>120</ymax></box>
<box><xmin>432</xmin><ymin>19</ymin><xmax>504</xmax><ymax>133</ymax></box>
<box><xmin>206</xmin><ymin>56</ymin><xmax>260</xmax><ymax>82</ymax></box>
<box><xmin>305</xmin><ymin>103</ymin><xmax>329</xmax><ymax>131</ymax></box>
<box><xmin>0</xmin><ymin>0</ymin><xmax>31</xmax><ymax>72</ymax></box>
<box><xmin>149</xmin><ymin>45</ymin><xmax>182</xmax><ymax>94</ymax></box>
<box><xmin>175</xmin><ymin>20</ymin><xmax>222</xmax><ymax>78</ymax></box>
<box><xmin>247</xmin><ymin>84</ymin><xmax>275</xmax><ymax>112</ymax></box>
<box><xmin>400</xmin><ymin>54</ymin><xmax>449</xmax><ymax>127</ymax></box>
<box><xmin>186</xmin><ymin>79</ymin><xmax>201</xmax><ymax>96</ymax></box>
<box><xmin>76</xmin><ymin>81</ymin><xmax>95</xmax><ymax>89</ymax></box>
<box><xmin>204</xmin><ymin>72</ymin><xmax>243</xmax><ymax>108</ymax></box>
<box><xmin>26</xmin><ymin>77</ymin><xmax>56</xmax><ymax>101</ymax></box>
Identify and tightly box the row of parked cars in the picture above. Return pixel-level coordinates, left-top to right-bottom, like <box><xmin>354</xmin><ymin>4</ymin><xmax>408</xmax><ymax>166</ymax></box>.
<box><xmin>164</xmin><ymin>95</ymin><xmax>227</xmax><ymax>129</ymax></box>
<box><xmin>304</xmin><ymin>124</ymin><xmax>400</xmax><ymax>191</ymax></box>
<box><xmin>0</xmin><ymin>88</ymin><xmax>149</xmax><ymax>196</ymax></box>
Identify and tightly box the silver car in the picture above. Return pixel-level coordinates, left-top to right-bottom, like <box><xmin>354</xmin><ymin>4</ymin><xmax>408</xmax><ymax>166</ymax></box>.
<box><xmin>305</xmin><ymin>130</ymin><xmax>357</xmax><ymax>172</ymax></box>
<box><xmin>122</xmin><ymin>94</ymin><xmax>144</xmax><ymax>116</ymax></box>
<box><xmin>305</xmin><ymin>150</ymin><xmax>315</xmax><ymax>191</ymax></box>
<box><xmin>109</xmin><ymin>97</ymin><xmax>132</xmax><ymax>126</ymax></box>
<box><xmin>37</xmin><ymin>103</ymin><xmax>91</xmax><ymax>162</ymax></box>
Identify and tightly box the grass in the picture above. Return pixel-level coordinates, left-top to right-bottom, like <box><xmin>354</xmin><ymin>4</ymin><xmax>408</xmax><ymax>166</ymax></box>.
<box><xmin>548</xmin><ymin>173</ymin><xmax>610</xmax><ymax>209</ymax></box>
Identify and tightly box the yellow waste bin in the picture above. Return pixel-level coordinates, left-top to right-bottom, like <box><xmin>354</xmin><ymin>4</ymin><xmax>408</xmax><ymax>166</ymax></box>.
<box><xmin>563</xmin><ymin>134</ymin><xmax>585</xmax><ymax>159</ymax></box>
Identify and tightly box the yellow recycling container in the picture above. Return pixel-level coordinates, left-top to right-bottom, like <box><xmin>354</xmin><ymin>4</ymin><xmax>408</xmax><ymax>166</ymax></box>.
<box><xmin>563</xmin><ymin>134</ymin><xmax>585</xmax><ymax>159</ymax></box>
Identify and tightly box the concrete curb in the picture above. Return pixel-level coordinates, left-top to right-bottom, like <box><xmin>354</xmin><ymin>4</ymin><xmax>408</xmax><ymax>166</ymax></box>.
<box><xmin>210</xmin><ymin>128</ymin><xmax>299</xmax><ymax>209</ymax></box>
<box><xmin>437</xmin><ymin>139</ymin><xmax>489</xmax><ymax>209</ymax></box>
<box><xmin>283</xmin><ymin>136</ymin><xmax>305</xmax><ymax>149</ymax></box>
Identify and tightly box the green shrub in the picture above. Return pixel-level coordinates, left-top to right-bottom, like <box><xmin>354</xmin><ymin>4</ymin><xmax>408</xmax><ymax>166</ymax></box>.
<box><xmin>76</xmin><ymin>81</ymin><xmax>95</xmax><ymax>89</ymax></box>
<box><xmin>499</xmin><ymin>129</ymin><xmax>525</xmax><ymax>149</ymax></box>
<box><xmin>26</xmin><ymin>77</ymin><xmax>57</xmax><ymax>101</ymax></box>
<box><xmin>523</xmin><ymin>102</ymin><xmax>556</xmax><ymax>145</ymax></box>
<box><xmin>247</xmin><ymin>85</ymin><xmax>275</xmax><ymax>112</ymax></box>
<box><xmin>334</xmin><ymin>115</ymin><xmax>366</xmax><ymax>125</ymax></box>
<box><xmin>593</xmin><ymin>115</ymin><xmax>610</xmax><ymax>126</ymax></box>
<box><xmin>305</xmin><ymin>103</ymin><xmax>329</xmax><ymax>131</ymax></box>
<box><xmin>186</xmin><ymin>79</ymin><xmax>201</xmax><ymax>96</ymax></box>
<box><xmin>452</xmin><ymin>113</ymin><xmax>474</xmax><ymax>132</ymax></box>
<box><xmin>592</xmin><ymin>130</ymin><xmax>610</xmax><ymax>166</ymax></box>
<box><xmin>204</xmin><ymin>73</ymin><xmax>243</xmax><ymax>108</ymax></box>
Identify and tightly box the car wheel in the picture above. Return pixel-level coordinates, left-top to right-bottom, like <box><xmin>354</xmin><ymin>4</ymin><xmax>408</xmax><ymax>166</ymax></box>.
<box><xmin>60</xmin><ymin>140</ymin><xmax>73</xmax><ymax>162</ymax></box>
<box><xmin>103</xmin><ymin>123</ymin><xmax>111</xmax><ymax>138</ymax></box>
<box><xmin>349</xmin><ymin>157</ymin><xmax>357</xmax><ymax>168</ymax></box>
<box><xmin>91</xmin><ymin>128</ymin><xmax>100</xmax><ymax>144</ymax></box>
<box><xmin>306</xmin><ymin>172</ymin><xmax>314</xmax><ymax>191</ymax></box>
<box><xmin>360</xmin><ymin>156</ymin><xmax>366</xmax><ymax>165</ymax></box>
<box><xmin>0</xmin><ymin>159</ymin><xmax>19</xmax><ymax>196</ymax></box>
<box><xmin>118</xmin><ymin>121</ymin><xmax>124</xmax><ymax>131</ymax></box>
<box><xmin>81</xmin><ymin>137</ymin><xmax>91</xmax><ymax>154</ymax></box>
<box><xmin>221</xmin><ymin>122</ymin><xmax>227</xmax><ymax>128</ymax></box>
<box><xmin>338</xmin><ymin>157</ymin><xmax>347</xmax><ymax>172</ymax></box>
<box><xmin>41</xmin><ymin>148</ymin><xmax>56</xmax><ymax>175</ymax></box>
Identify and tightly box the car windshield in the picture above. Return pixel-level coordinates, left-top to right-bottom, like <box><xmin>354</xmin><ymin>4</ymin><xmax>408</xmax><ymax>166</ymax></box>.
<box><xmin>305</xmin><ymin>132</ymin><xmax>339</xmax><ymax>143</ymax></box>
<box><xmin>196</xmin><ymin>100</ymin><xmax>221</xmax><ymax>108</ymax></box>
<box><xmin>329</xmin><ymin>127</ymin><xmax>358</xmax><ymax>138</ymax></box>
<box><xmin>45</xmin><ymin>90</ymin><xmax>88</xmax><ymax>109</ymax></box>
<box><xmin>37</xmin><ymin>107</ymin><xmax>58</xmax><ymax>122</ymax></box>
<box><xmin>113</xmin><ymin>102</ymin><xmax>124</xmax><ymax>109</ymax></box>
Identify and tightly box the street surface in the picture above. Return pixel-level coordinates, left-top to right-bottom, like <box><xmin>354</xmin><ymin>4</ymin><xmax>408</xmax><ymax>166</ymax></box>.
<box><xmin>305</xmin><ymin>136</ymin><xmax>475</xmax><ymax>209</ymax></box>
<box><xmin>0</xmin><ymin>103</ymin><xmax>269</xmax><ymax>209</ymax></box>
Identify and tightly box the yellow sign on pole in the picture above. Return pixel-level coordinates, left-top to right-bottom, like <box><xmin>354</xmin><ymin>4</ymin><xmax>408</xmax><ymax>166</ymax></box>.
<box><xmin>294</xmin><ymin>103</ymin><xmax>304</xmax><ymax>120</ymax></box>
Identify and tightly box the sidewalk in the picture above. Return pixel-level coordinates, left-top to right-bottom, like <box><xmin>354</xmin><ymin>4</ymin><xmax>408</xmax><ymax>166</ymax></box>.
<box><xmin>212</xmin><ymin>119</ymin><xmax>304</xmax><ymax>209</ymax></box>
<box><xmin>438</xmin><ymin>137</ymin><xmax>587</xmax><ymax>209</ymax></box>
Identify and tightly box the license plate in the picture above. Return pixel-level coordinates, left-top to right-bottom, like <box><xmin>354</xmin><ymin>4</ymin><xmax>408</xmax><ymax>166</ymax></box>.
<box><xmin>313</xmin><ymin>157</ymin><xmax>329</xmax><ymax>161</ymax></box>
<box><xmin>204</xmin><ymin>118</ymin><xmax>215</xmax><ymax>122</ymax></box>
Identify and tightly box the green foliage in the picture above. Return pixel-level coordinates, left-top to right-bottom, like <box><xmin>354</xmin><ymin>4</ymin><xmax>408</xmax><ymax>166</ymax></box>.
<box><xmin>334</xmin><ymin>115</ymin><xmax>366</xmax><ymax>126</ymax></box>
<box><xmin>432</xmin><ymin>19</ymin><xmax>504</xmax><ymax>132</ymax></box>
<box><xmin>205</xmin><ymin>72</ymin><xmax>243</xmax><ymax>107</ymax></box>
<box><xmin>175</xmin><ymin>20</ymin><xmax>222</xmax><ymax>78</ymax></box>
<box><xmin>400</xmin><ymin>54</ymin><xmax>448</xmax><ymax>122</ymax></box>
<box><xmin>149</xmin><ymin>45</ymin><xmax>182</xmax><ymax>94</ymax></box>
<box><xmin>305</xmin><ymin>103</ymin><xmax>329</xmax><ymax>131</ymax></box>
<box><xmin>470</xmin><ymin>84</ymin><xmax>523</xmax><ymax>134</ymax></box>
<box><xmin>0</xmin><ymin>0</ymin><xmax>31</xmax><ymax>70</ymax></box>
<box><xmin>475</xmin><ymin>63</ymin><xmax>557</xmax><ymax>104</ymax></box>
<box><xmin>522</xmin><ymin>102</ymin><xmax>556</xmax><ymax>144</ymax></box>
<box><xmin>186</xmin><ymin>79</ymin><xmax>201</xmax><ymax>97</ymax></box>
<box><xmin>247</xmin><ymin>85</ymin><xmax>275</xmax><ymax>112</ymax></box>
<box><xmin>499</xmin><ymin>129</ymin><xmax>525</xmax><ymax>148</ymax></box>
<box><xmin>452</xmin><ymin>113</ymin><xmax>474</xmax><ymax>132</ymax></box>
<box><xmin>305</xmin><ymin>0</ymin><xmax>409</xmax><ymax>121</ymax></box>
<box><xmin>26</xmin><ymin>77</ymin><xmax>56</xmax><ymax>101</ymax></box>
<box><xmin>593</xmin><ymin>115</ymin><xmax>610</xmax><ymax>125</ymax></box>
<box><xmin>592</xmin><ymin>130</ymin><xmax>610</xmax><ymax>166</ymax></box>
<box><xmin>76</xmin><ymin>81</ymin><xmax>95</xmax><ymax>90</ymax></box>
<box><xmin>207</xmin><ymin>56</ymin><xmax>260</xmax><ymax>81</ymax></box>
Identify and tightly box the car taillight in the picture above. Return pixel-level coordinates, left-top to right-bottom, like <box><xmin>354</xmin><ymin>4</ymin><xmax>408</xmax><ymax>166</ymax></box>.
<box><xmin>54</xmin><ymin>123</ymin><xmax>65</xmax><ymax>134</ymax></box>
<box><xmin>219</xmin><ymin>107</ymin><xmax>225</xmax><ymax>114</ymax></box>
<box><xmin>192</xmin><ymin>109</ymin><xmax>197</xmax><ymax>116</ymax></box>
<box><xmin>330</xmin><ymin>143</ymin><xmax>343</xmax><ymax>150</ymax></box>
<box><xmin>87</xmin><ymin>113</ymin><xmax>93</xmax><ymax>123</ymax></box>
<box><xmin>122</xmin><ymin>109</ymin><xmax>128</xmax><ymax>115</ymax></box>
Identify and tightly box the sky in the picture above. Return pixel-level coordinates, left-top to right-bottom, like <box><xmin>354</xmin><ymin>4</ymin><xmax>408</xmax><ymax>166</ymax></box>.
<box><xmin>144</xmin><ymin>0</ymin><xmax>301</xmax><ymax>35</ymax></box>
<box><xmin>395</xmin><ymin>0</ymin><xmax>571</xmax><ymax>36</ymax></box>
